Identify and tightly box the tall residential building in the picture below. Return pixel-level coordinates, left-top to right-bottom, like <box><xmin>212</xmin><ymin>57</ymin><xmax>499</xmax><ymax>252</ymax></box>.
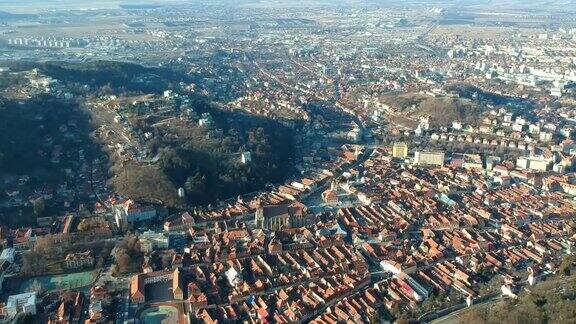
<box><xmin>6</xmin><ymin>292</ymin><xmax>37</xmax><ymax>318</ymax></box>
<box><xmin>392</xmin><ymin>143</ymin><xmax>408</xmax><ymax>159</ymax></box>
<box><xmin>516</xmin><ymin>156</ymin><xmax>551</xmax><ymax>172</ymax></box>
<box><xmin>414</xmin><ymin>151</ymin><xmax>445</xmax><ymax>167</ymax></box>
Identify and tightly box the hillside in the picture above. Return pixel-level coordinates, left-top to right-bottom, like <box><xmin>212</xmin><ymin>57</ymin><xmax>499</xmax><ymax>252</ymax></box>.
<box><xmin>0</xmin><ymin>61</ymin><xmax>296</xmax><ymax>209</ymax></box>
<box><xmin>0</xmin><ymin>93</ymin><xmax>106</xmax><ymax>227</ymax></box>
<box><xmin>382</xmin><ymin>92</ymin><xmax>487</xmax><ymax>127</ymax></box>
<box><xmin>459</xmin><ymin>263</ymin><xmax>576</xmax><ymax>324</ymax></box>
<box><xmin>2</xmin><ymin>60</ymin><xmax>189</xmax><ymax>94</ymax></box>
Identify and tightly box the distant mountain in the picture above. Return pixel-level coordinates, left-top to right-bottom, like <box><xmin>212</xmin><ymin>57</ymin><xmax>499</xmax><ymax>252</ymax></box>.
<box><xmin>0</xmin><ymin>0</ymin><xmax>570</xmax><ymax>12</ymax></box>
<box><xmin>207</xmin><ymin>0</ymin><xmax>575</xmax><ymax>10</ymax></box>
<box><xmin>0</xmin><ymin>10</ymin><xmax>36</xmax><ymax>19</ymax></box>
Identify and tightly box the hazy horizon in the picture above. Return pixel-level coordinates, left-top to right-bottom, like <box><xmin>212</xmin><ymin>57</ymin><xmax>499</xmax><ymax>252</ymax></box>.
<box><xmin>2</xmin><ymin>0</ymin><xmax>575</xmax><ymax>14</ymax></box>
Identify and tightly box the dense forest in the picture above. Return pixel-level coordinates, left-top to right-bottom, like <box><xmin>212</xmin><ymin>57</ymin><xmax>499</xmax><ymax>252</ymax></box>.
<box><xmin>0</xmin><ymin>92</ymin><xmax>105</xmax><ymax>227</ymax></box>
<box><xmin>114</xmin><ymin>97</ymin><xmax>295</xmax><ymax>207</ymax></box>
<box><xmin>0</xmin><ymin>95</ymin><xmax>99</xmax><ymax>175</ymax></box>
<box><xmin>2</xmin><ymin>60</ymin><xmax>191</xmax><ymax>94</ymax></box>
<box><xmin>150</xmin><ymin>100</ymin><xmax>295</xmax><ymax>205</ymax></box>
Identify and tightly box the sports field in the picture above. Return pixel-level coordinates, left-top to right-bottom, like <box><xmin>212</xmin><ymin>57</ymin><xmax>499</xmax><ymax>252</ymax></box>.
<box><xmin>19</xmin><ymin>270</ymin><xmax>98</xmax><ymax>293</ymax></box>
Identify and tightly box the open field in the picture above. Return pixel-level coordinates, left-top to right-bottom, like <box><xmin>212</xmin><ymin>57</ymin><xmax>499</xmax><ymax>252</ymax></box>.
<box><xmin>431</xmin><ymin>26</ymin><xmax>539</xmax><ymax>39</ymax></box>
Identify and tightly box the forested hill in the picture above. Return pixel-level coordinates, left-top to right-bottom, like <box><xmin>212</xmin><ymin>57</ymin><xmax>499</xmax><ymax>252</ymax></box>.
<box><xmin>0</xmin><ymin>60</ymin><xmax>296</xmax><ymax>209</ymax></box>
<box><xmin>2</xmin><ymin>60</ymin><xmax>192</xmax><ymax>94</ymax></box>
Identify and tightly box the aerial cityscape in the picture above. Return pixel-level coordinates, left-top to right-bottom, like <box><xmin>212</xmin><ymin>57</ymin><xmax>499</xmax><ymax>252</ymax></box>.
<box><xmin>0</xmin><ymin>0</ymin><xmax>576</xmax><ymax>323</ymax></box>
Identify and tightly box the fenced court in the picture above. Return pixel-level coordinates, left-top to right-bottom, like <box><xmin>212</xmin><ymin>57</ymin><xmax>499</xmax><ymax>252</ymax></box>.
<box><xmin>19</xmin><ymin>270</ymin><xmax>98</xmax><ymax>293</ymax></box>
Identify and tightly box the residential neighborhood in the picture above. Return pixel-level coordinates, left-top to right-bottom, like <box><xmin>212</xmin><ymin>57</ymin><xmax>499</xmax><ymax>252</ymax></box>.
<box><xmin>0</xmin><ymin>0</ymin><xmax>576</xmax><ymax>323</ymax></box>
